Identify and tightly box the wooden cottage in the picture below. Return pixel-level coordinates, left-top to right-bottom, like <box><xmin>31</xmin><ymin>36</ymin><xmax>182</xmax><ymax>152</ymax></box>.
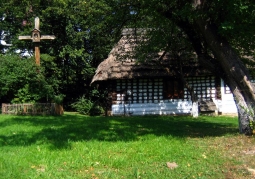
<box><xmin>91</xmin><ymin>29</ymin><xmax>237</xmax><ymax>116</ymax></box>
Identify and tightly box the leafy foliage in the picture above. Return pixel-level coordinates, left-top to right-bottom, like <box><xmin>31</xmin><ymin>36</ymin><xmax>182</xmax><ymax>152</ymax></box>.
<box><xmin>11</xmin><ymin>84</ymin><xmax>40</xmax><ymax>103</ymax></box>
<box><xmin>0</xmin><ymin>0</ymin><xmax>120</xmax><ymax>105</ymax></box>
<box><xmin>89</xmin><ymin>104</ymin><xmax>104</xmax><ymax>116</ymax></box>
<box><xmin>53</xmin><ymin>94</ymin><xmax>65</xmax><ymax>105</ymax></box>
<box><xmin>71</xmin><ymin>95</ymin><xmax>104</xmax><ymax>116</ymax></box>
<box><xmin>0</xmin><ymin>54</ymin><xmax>60</xmax><ymax>103</ymax></box>
<box><xmin>71</xmin><ymin>96</ymin><xmax>93</xmax><ymax>115</ymax></box>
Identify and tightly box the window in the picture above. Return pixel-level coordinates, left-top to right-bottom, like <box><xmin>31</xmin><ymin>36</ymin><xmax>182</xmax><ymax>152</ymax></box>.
<box><xmin>184</xmin><ymin>76</ymin><xmax>219</xmax><ymax>100</ymax></box>
<box><xmin>164</xmin><ymin>78</ymin><xmax>184</xmax><ymax>99</ymax></box>
<box><xmin>114</xmin><ymin>78</ymin><xmax>163</xmax><ymax>103</ymax></box>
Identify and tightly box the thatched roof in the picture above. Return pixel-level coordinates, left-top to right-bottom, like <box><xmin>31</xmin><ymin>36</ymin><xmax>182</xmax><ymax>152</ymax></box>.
<box><xmin>91</xmin><ymin>28</ymin><xmax>205</xmax><ymax>85</ymax></box>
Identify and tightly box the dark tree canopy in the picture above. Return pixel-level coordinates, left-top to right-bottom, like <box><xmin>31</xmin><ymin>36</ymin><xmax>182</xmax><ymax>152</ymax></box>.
<box><xmin>0</xmin><ymin>0</ymin><xmax>122</xmax><ymax>106</ymax></box>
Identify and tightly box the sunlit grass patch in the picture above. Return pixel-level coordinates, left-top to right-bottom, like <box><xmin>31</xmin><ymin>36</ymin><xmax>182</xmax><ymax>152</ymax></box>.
<box><xmin>0</xmin><ymin>113</ymin><xmax>254</xmax><ymax>178</ymax></box>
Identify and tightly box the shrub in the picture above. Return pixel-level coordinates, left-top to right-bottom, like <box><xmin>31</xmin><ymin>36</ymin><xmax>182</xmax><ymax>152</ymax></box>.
<box><xmin>53</xmin><ymin>94</ymin><xmax>65</xmax><ymax>105</ymax></box>
<box><xmin>71</xmin><ymin>96</ymin><xmax>93</xmax><ymax>115</ymax></box>
<box><xmin>90</xmin><ymin>104</ymin><xmax>104</xmax><ymax>116</ymax></box>
<box><xmin>71</xmin><ymin>96</ymin><xmax>105</xmax><ymax>116</ymax></box>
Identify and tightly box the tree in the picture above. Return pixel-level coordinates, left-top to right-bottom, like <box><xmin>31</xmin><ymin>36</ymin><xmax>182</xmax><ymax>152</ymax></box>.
<box><xmin>162</xmin><ymin>1</ymin><xmax>255</xmax><ymax>135</ymax></box>
<box><xmin>113</xmin><ymin>0</ymin><xmax>255</xmax><ymax>134</ymax></box>
<box><xmin>0</xmin><ymin>54</ymin><xmax>58</xmax><ymax>103</ymax></box>
<box><xmin>0</xmin><ymin>0</ymin><xmax>120</xmax><ymax>108</ymax></box>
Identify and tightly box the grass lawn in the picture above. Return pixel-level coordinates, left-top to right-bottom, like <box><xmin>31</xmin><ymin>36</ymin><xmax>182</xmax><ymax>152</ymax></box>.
<box><xmin>0</xmin><ymin>113</ymin><xmax>254</xmax><ymax>179</ymax></box>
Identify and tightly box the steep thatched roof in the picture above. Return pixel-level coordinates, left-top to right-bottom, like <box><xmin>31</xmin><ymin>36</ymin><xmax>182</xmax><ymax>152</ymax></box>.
<box><xmin>91</xmin><ymin>28</ymin><xmax>205</xmax><ymax>85</ymax></box>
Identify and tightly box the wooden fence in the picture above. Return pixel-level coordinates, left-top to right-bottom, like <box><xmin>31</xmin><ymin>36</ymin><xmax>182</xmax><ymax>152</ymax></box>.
<box><xmin>1</xmin><ymin>103</ymin><xmax>64</xmax><ymax>115</ymax></box>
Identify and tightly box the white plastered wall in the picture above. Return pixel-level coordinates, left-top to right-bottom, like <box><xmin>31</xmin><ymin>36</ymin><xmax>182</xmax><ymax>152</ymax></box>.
<box><xmin>111</xmin><ymin>78</ymin><xmax>238</xmax><ymax>116</ymax></box>
<box><xmin>216</xmin><ymin>79</ymin><xmax>238</xmax><ymax>114</ymax></box>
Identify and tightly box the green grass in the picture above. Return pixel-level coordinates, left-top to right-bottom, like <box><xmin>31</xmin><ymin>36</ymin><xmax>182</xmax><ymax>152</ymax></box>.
<box><xmin>0</xmin><ymin>113</ymin><xmax>254</xmax><ymax>179</ymax></box>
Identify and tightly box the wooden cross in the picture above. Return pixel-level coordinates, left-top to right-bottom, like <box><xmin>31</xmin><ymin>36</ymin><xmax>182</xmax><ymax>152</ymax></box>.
<box><xmin>18</xmin><ymin>17</ymin><xmax>56</xmax><ymax>65</ymax></box>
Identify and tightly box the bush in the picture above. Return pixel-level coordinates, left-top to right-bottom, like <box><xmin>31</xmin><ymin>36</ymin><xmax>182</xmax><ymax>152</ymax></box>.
<box><xmin>71</xmin><ymin>96</ymin><xmax>105</xmax><ymax>116</ymax></box>
<box><xmin>90</xmin><ymin>105</ymin><xmax>104</xmax><ymax>116</ymax></box>
<box><xmin>53</xmin><ymin>94</ymin><xmax>65</xmax><ymax>105</ymax></box>
<box><xmin>0</xmin><ymin>54</ymin><xmax>60</xmax><ymax>104</ymax></box>
<box><xmin>71</xmin><ymin>96</ymin><xmax>93</xmax><ymax>115</ymax></box>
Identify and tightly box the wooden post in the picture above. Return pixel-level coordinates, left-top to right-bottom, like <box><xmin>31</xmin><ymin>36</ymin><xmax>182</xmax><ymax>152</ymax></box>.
<box><xmin>18</xmin><ymin>17</ymin><xmax>56</xmax><ymax>66</ymax></box>
<box><xmin>35</xmin><ymin>43</ymin><xmax>40</xmax><ymax>65</ymax></box>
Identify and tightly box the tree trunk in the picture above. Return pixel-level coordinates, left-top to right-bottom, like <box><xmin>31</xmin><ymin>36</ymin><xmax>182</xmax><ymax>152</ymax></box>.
<box><xmin>175</xmin><ymin>53</ymin><xmax>196</xmax><ymax>102</ymax></box>
<box><xmin>155</xmin><ymin>2</ymin><xmax>253</xmax><ymax>134</ymax></box>
<box><xmin>176</xmin><ymin>53</ymin><xmax>199</xmax><ymax>117</ymax></box>
<box><xmin>194</xmin><ymin>18</ymin><xmax>254</xmax><ymax>135</ymax></box>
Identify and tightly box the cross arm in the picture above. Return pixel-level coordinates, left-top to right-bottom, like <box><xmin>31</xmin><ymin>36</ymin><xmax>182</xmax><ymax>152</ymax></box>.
<box><xmin>18</xmin><ymin>36</ymin><xmax>32</xmax><ymax>40</ymax></box>
<box><xmin>40</xmin><ymin>35</ymin><xmax>56</xmax><ymax>40</ymax></box>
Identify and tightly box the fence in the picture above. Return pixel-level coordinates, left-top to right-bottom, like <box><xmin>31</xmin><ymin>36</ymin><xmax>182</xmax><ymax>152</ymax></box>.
<box><xmin>1</xmin><ymin>103</ymin><xmax>64</xmax><ymax>115</ymax></box>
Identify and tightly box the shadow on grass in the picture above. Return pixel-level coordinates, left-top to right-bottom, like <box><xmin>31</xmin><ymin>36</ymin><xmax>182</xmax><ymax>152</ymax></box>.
<box><xmin>0</xmin><ymin>114</ymin><xmax>239</xmax><ymax>149</ymax></box>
